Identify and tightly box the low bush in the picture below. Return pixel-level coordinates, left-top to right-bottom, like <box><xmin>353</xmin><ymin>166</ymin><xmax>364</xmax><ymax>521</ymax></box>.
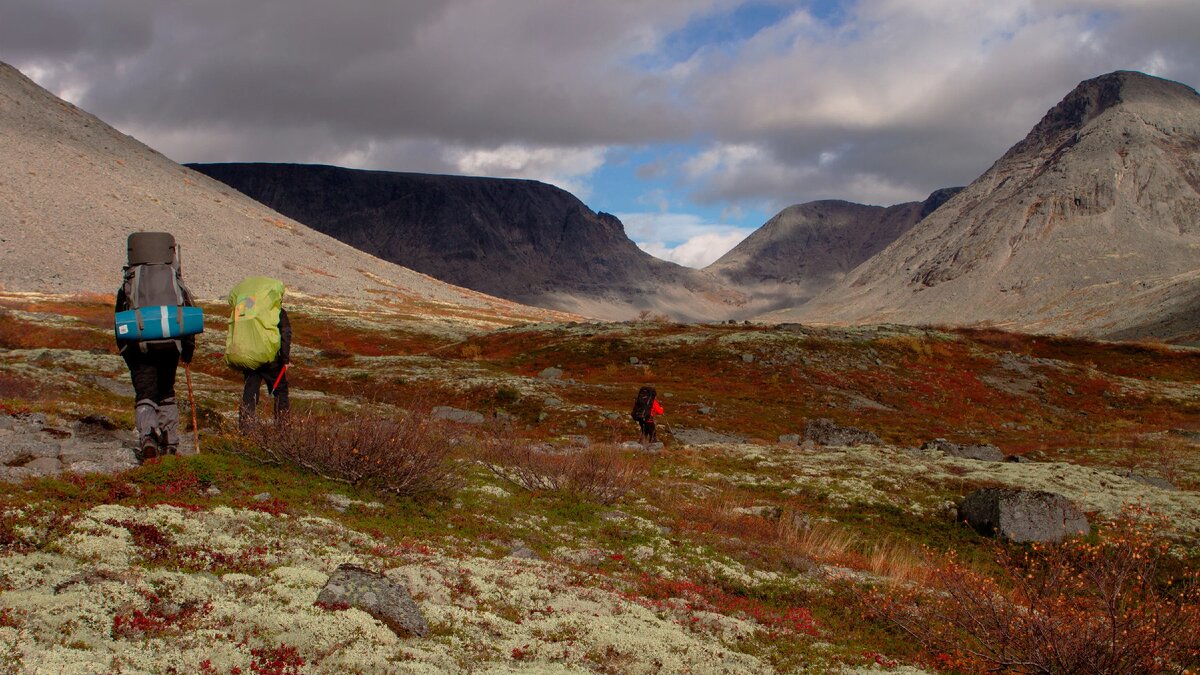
<box><xmin>239</xmin><ymin>409</ymin><xmax>458</xmax><ymax>497</ymax></box>
<box><xmin>878</xmin><ymin>507</ymin><xmax>1200</xmax><ymax>673</ymax></box>
<box><xmin>477</xmin><ymin>433</ymin><xmax>646</xmax><ymax>505</ymax></box>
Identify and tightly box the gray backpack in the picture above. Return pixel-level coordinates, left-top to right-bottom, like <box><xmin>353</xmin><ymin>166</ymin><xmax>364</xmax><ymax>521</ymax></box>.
<box><xmin>119</xmin><ymin>232</ymin><xmax>193</xmax><ymax>351</ymax></box>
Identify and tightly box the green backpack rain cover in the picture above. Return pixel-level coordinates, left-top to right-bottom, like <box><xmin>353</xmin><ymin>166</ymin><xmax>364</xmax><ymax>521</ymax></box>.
<box><xmin>225</xmin><ymin>276</ymin><xmax>284</xmax><ymax>370</ymax></box>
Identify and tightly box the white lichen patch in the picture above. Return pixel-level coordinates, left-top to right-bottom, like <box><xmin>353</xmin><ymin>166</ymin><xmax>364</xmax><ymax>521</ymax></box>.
<box><xmin>714</xmin><ymin>440</ymin><xmax>1200</xmax><ymax>535</ymax></box>
<box><xmin>398</xmin><ymin>556</ymin><xmax>768</xmax><ymax>674</ymax></box>
<box><xmin>468</xmin><ymin>484</ymin><xmax>511</xmax><ymax>499</ymax></box>
<box><xmin>0</xmin><ymin>501</ymin><xmax>784</xmax><ymax>672</ymax></box>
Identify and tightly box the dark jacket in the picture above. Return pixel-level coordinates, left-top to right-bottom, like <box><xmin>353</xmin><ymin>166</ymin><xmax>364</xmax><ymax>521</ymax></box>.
<box><xmin>277</xmin><ymin>307</ymin><xmax>292</xmax><ymax>364</ymax></box>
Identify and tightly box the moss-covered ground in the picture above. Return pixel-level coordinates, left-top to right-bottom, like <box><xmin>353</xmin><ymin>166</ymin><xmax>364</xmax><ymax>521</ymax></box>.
<box><xmin>0</xmin><ymin>293</ymin><xmax>1197</xmax><ymax>672</ymax></box>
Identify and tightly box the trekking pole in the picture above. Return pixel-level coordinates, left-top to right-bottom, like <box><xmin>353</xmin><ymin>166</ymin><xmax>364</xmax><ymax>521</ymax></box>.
<box><xmin>272</xmin><ymin>363</ymin><xmax>289</xmax><ymax>391</ymax></box>
<box><xmin>185</xmin><ymin>363</ymin><xmax>200</xmax><ymax>454</ymax></box>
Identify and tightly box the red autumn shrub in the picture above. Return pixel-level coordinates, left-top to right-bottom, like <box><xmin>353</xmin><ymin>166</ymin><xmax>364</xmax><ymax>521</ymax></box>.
<box><xmin>878</xmin><ymin>507</ymin><xmax>1200</xmax><ymax>673</ymax></box>
<box><xmin>249</xmin><ymin>644</ymin><xmax>305</xmax><ymax>675</ymax></box>
<box><xmin>240</xmin><ymin>409</ymin><xmax>458</xmax><ymax>497</ymax></box>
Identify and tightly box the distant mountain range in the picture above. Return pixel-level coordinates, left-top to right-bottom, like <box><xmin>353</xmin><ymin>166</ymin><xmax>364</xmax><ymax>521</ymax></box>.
<box><xmin>3</xmin><ymin>59</ymin><xmax>1198</xmax><ymax>343</ymax></box>
<box><xmin>191</xmin><ymin>161</ymin><xmax>966</xmax><ymax>322</ymax></box>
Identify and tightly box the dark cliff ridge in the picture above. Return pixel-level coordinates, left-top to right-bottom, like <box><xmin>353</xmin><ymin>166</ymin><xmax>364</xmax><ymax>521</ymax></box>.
<box><xmin>189</xmin><ymin>163</ymin><xmax>702</xmax><ymax>310</ymax></box>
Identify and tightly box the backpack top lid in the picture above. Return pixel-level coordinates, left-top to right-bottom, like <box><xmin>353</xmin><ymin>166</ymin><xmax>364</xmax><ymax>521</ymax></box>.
<box><xmin>127</xmin><ymin>232</ymin><xmax>176</xmax><ymax>266</ymax></box>
<box><xmin>227</xmin><ymin>276</ymin><xmax>285</xmax><ymax>309</ymax></box>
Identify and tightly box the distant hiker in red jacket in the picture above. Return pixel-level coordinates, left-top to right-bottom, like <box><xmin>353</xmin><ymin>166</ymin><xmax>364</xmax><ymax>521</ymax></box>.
<box><xmin>632</xmin><ymin>386</ymin><xmax>664</xmax><ymax>445</ymax></box>
<box><xmin>643</xmin><ymin>398</ymin><xmax>664</xmax><ymax>444</ymax></box>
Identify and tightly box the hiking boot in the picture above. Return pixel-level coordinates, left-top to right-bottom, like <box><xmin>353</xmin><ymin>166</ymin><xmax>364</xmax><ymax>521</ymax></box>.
<box><xmin>140</xmin><ymin>440</ymin><xmax>159</xmax><ymax>462</ymax></box>
<box><xmin>163</xmin><ymin>445</ymin><xmax>178</xmax><ymax>456</ymax></box>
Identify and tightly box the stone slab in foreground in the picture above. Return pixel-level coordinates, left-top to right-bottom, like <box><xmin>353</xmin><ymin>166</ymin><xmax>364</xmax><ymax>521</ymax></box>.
<box><xmin>316</xmin><ymin>563</ymin><xmax>430</xmax><ymax>637</ymax></box>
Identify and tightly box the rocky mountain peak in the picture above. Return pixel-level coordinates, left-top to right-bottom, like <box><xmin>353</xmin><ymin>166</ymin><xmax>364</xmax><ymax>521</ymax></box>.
<box><xmin>780</xmin><ymin>70</ymin><xmax>1200</xmax><ymax>343</ymax></box>
<box><xmin>1004</xmin><ymin>70</ymin><xmax>1200</xmax><ymax>161</ymax></box>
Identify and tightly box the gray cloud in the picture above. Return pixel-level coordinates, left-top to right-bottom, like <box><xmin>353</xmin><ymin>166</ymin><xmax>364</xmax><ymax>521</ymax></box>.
<box><xmin>2</xmin><ymin>0</ymin><xmax>1198</xmax><ymax>221</ymax></box>
<box><xmin>4</xmin><ymin>0</ymin><xmax>707</xmax><ymax>147</ymax></box>
<box><xmin>676</xmin><ymin>1</ymin><xmax>1200</xmax><ymax>206</ymax></box>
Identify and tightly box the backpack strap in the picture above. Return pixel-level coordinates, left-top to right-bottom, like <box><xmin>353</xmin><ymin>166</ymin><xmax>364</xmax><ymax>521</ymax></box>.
<box><xmin>131</xmin><ymin>266</ymin><xmax>145</xmax><ymax>332</ymax></box>
<box><xmin>173</xmin><ymin>268</ymin><xmax>184</xmax><ymax>332</ymax></box>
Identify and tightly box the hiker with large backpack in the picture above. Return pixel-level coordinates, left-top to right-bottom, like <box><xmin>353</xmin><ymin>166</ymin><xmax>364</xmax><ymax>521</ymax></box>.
<box><xmin>114</xmin><ymin>232</ymin><xmax>203</xmax><ymax>460</ymax></box>
<box><xmin>224</xmin><ymin>277</ymin><xmax>291</xmax><ymax>430</ymax></box>
<box><xmin>631</xmin><ymin>385</ymin><xmax>664</xmax><ymax>445</ymax></box>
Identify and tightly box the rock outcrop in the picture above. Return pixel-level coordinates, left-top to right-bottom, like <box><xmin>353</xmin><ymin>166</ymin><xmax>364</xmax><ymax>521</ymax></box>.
<box><xmin>959</xmin><ymin>488</ymin><xmax>1090</xmax><ymax>543</ymax></box>
<box><xmin>315</xmin><ymin>564</ymin><xmax>430</xmax><ymax>638</ymax></box>
<box><xmin>803</xmin><ymin>418</ymin><xmax>883</xmax><ymax>447</ymax></box>
<box><xmin>0</xmin><ymin>413</ymin><xmax>141</xmax><ymax>481</ymax></box>
<box><xmin>921</xmin><ymin>438</ymin><xmax>1004</xmax><ymax>462</ymax></box>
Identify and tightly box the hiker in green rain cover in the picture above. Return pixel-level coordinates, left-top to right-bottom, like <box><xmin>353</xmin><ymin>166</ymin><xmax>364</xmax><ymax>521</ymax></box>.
<box><xmin>225</xmin><ymin>277</ymin><xmax>291</xmax><ymax>430</ymax></box>
<box><xmin>114</xmin><ymin>232</ymin><xmax>202</xmax><ymax>460</ymax></box>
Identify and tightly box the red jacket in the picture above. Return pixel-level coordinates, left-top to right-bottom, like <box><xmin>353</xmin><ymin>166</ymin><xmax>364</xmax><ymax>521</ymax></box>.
<box><xmin>650</xmin><ymin>400</ymin><xmax>664</xmax><ymax>417</ymax></box>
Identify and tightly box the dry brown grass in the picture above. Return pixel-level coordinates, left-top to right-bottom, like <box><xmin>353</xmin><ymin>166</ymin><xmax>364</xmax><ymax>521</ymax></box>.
<box><xmin>476</xmin><ymin>431</ymin><xmax>647</xmax><ymax>504</ymax></box>
<box><xmin>864</xmin><ymin>538</ymin><xmax>929</xmax><ymax>585</ymax></box>
<box><xmin>777</xmin><ymin>511</ymin><xmax>859</xmax><ymax>565</ymax></box>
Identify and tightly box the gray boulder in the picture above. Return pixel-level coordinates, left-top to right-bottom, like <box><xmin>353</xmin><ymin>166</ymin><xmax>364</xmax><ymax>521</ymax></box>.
<box><xmin>803</xmin><ymin>418</ymin><xmax>883</xmax><ymax>447</ymax></box>
<box><xmin>431</xmin><ymin>406</ymin><xmax>485</xmax><ymax>425</ymax></box>
<box><xmin>959</xmin><ymin>488</ymin><xmax>1089</xmax><ymax>543</ymax></box>
<box><xmin>922</xmin><ymin>438</ymin><xmax>1004</xmax><ymax>461</ymax></box>
<box><xmin>538</xmin><ymin>367</ymin><xmax>564</xmax><ymax>380</ymax></box>
<box><xmin>315</xmin><ymin>564</ymin><xmax>429</xmax><ymax>637</ymax></box>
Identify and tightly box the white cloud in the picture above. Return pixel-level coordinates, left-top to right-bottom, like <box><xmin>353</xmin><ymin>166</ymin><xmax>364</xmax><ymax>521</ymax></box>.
<box><xmin>618</xmin><ymin>210</ymin><xmax>752</xmax><ymax>267</ymax></box>
<box><xmin>638</xmin><ymin>230</ymin><xmax>751</xmax><ymax>268</ymax></box>
<box><xmin>443</xmin><ymin>143</ymin><xmax>608</xmax><ymax>197</ymax></box>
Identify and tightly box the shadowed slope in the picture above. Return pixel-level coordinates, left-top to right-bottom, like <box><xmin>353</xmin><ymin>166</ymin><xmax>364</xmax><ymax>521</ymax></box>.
<box><xmin>190</xmin><ymin>163</ymin><xmax>743</xmax><ymax>321</ymax></box>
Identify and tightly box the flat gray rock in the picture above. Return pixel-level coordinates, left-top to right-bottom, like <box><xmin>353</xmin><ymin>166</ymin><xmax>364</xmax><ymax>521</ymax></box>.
<box><xmin>431</xmin><ymin>406</ymin><xmax>485</xmax><ymax>425</ymax></box>
<box><xmin>959</xmin><ymin>488</ymin><xmax>1089</xmax><ymax>543</ymax></box>
<box><xmin>22</xmin><ymin>457</ymin><xmax>63</xmax><ymax>474</ymax></box>
<box><xmin>0</xmin><ymin>436</ymin><xmax>61</xmax><ymax>466</ymax></box>
<box><xmin>1117</xmin><ymin>470</ymin><xmax>1175</xmax><ymax>491</ymax></box>
<box><xmin>315</xmin><ymin>564</ymin><xmax>429</xmax><ymax>638</ymax></box>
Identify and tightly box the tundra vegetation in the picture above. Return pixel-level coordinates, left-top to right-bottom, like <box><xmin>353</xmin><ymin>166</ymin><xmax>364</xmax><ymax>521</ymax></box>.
<box><xmin>0</xmin><ymin>291</ymin><xmax>1197</xmax><ymax>673</ymax></box>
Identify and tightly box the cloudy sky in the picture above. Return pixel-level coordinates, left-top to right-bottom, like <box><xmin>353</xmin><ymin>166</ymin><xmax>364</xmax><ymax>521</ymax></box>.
<box><xmin>3</xmin><ymin>1</ymin><xmax>1199</xmax><ymax>267</ymax></box>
